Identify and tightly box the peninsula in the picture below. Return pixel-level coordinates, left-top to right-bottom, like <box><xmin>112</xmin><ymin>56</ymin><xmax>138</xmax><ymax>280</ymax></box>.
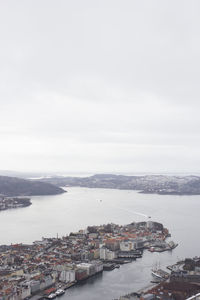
<box><xmin>0</xmin><ymin>220</ymin><xmax>177</xmax><ymax>299</ymax></box>
<box><xmin>0</xmin><ymin>196</ymin><xmax>31</xmax><ymax>211</ymax></box>
<box><xmin>0</xmin><ymin>176</ymin><xmax>65</xmax><ymax>197</ymax></box>
<box><xmin>0</xmin><ymin>176</ymin><xmax>65</xmax><ymax>212</ymax></box>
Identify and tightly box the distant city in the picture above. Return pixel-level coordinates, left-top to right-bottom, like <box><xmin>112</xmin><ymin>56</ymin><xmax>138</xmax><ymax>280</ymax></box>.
<box><xmin>37</xmin><ymin>173</ymin><xmax>200</xmax><ymax>196</ymax></box>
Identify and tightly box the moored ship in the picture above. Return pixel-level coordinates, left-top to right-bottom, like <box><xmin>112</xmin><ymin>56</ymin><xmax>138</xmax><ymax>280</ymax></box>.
<box><xmin>47</xmin><ymin>293</ymin><xmax>57</xmax><ymax>299</ymax></box>
<box><xmin>55</xmin><ymin>289</ymin><xmax>65</xmax><ymax>296</ymax></box>
<box><xmin>151</xmin><ymin>268</ymin><xmax>169</xmax><ymax>280</ymax></box>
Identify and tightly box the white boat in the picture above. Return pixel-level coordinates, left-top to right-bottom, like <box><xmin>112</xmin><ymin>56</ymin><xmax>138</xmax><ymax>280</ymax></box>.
<box><xmin>151</xmin><ymin>261</ymin><xmax>169</xmax><ymax>280</ymax></box>
<box><xmin>48</xmin><ymin>293</ymin><xmax>57</xmax><ymax>299</ymax></box>
<box><xmin>151</xmin><ymin>269</ymin><xmax>163</xmax><ymax>279</ymax></box>
<box><xmin>55</xmin><ymin>289</ymin><xmax>65</xmax><ymax>296</ymax></box>
<box><xmin>151</xmin><ymin>268</ymin><xmax>169</xmax><ymax>280</ymax></box>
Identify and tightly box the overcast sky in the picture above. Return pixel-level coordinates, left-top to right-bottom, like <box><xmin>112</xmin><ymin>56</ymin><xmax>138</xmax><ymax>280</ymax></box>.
<box><xmin>0</xmin><ymin>0</ymin><xmax>200</xmax><ymax>174</ymax></box>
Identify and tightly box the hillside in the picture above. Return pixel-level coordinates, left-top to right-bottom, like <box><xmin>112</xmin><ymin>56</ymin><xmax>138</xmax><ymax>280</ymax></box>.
<box><xmin>0</xmin><ymin>176</ymin><xmax>65</xmax><ymax>196</ymax></box>
<box><xmin>37</xmin><ymin>174</ymin><xmax>200</xmax><ymax>195</ymax></box>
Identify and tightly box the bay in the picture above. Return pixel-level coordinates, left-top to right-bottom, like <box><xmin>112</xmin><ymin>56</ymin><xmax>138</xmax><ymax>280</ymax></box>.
<box><xmin>0</xmin><ymin>187</ymin><xmax>200</xmax><ymax>299</ymax></box>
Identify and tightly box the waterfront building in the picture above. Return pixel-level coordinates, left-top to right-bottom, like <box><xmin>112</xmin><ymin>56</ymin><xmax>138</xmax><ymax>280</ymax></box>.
<box><xmin>120</xmin><ymin>240</ymin><xmax>134</xmax><ymax>251</ymax></box>
<box><xmin>59</xmin><ymin>269</ymin><xmax>75</xmax><ymax>283</ymax></box>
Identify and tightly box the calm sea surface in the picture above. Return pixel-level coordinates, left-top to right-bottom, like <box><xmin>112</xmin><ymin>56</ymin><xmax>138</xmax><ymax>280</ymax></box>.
<box><xmin>0</xmin><ymin>187</ymin><xmax>200</xmax><ymax>300</ymax></box>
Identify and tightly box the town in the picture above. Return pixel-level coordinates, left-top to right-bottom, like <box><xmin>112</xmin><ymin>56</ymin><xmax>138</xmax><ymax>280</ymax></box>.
<box><xmin>0</xmin><ymin>196</ymin><xmax>31</xmax><ymax>211</ymax></box>
<box><xmin>39</xmin><ymin>174</ymin><xmax>200</xmax><ymax>196</ymax></box>
<box><xmin>0</xmin><ymin>221</ymin><xmax>175</xmax><ymax>299</ymax></box>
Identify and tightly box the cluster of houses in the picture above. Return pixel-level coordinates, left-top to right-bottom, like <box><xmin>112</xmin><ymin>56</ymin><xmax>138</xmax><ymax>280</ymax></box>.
<box><xmin>0</xmin><ymin>221</ymin><xmax>169</xmax><ymax>300</ymax></box>
<box><xmin>0</xmin><ymin>196</ymin><xmax>31</xmax><ymax>211</ymax></box>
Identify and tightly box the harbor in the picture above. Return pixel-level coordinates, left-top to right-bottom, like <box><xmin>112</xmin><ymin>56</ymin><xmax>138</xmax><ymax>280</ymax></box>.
<box><xmin>0</xmin><ymin>187</ymin><xmax>200</xmax><ymax>299</ymax></box>
<box><xmin>0</xmin><ymin>219</ymin><xmax>178</xmax><ymax>299</ymax></box>
<box><xmin>117</xmin><ymin>256</ymin><xmax>200</xmax><ymax>299</ymax></box>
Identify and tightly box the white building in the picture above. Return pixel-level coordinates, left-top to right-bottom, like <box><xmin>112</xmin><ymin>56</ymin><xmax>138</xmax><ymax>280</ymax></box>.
<box><xmin>99</xmin><ymin>247</ymin><xmax>116</xmax><ymax>260</ymax></box>
<box><xmin>59</xmin><ymin>269</ymin><xmax>75</xmax><ymax>283</ymax></box>
<box><xmin>120</xmin><ymin>241</ymin><xmax>134</xmax><ymax>252</ymax></box>
<box><xmin>100</xmin><ymin>247</ymin><xmax>107</xmax><ymax>260</ymax></box>
<box><xmin>106</xmin><ymin>250</ymin><xmax>116</xmax><ymax>260</ymax></box>
<box><xmin>76</xmin><ymin>263</ymin><xmax>95</xmax><ymax>276</ymax></box>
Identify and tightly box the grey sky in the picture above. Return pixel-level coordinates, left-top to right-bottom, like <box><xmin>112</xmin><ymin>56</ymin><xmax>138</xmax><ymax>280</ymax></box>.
<box><xmin>0</xmin><ymin>0</ymin><xmax>200</xmax><ymax>173</ymax></box>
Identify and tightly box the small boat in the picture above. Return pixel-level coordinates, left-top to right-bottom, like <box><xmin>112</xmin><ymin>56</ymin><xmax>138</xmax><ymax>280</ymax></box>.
<box><xmin>55</xmin><ymin>289</ymin><xmax>65</xmax><ymax>296</ymax></box>
<box><xmin>48</xmin><ymin>293</ymin><xmax>57</xmax><ymax>299</ymax></box>
<box><xmin>151</xmin><ymin>278</ymin><xmax>162</xmax><ymax>283</ymax></box>
<box><xmin>103</xmin><ymin>263</ymin><xmax>115</xmax><ymax>271</ymax></box>
<box><xmin>168</xmin><ymin>241</ymin><xmax>178</xmax><ymax>250</ymax></box>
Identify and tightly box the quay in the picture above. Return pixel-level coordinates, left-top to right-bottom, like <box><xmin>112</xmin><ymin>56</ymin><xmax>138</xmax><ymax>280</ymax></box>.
<box><xmin>118</xmin><ymin>256</ymin><xmax>200</xmax><ymax>300</ymax></box>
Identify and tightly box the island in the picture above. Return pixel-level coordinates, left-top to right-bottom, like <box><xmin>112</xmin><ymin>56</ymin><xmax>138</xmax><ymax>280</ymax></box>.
<box><xmin>37</xmin><ymin>173</ymin><xmax>200</xmax><ymax>195</ymax></box>
<box><xmin>0</xmin><ymin>220</ymin><xmax>177</xmax><ymax>299</ymax></box>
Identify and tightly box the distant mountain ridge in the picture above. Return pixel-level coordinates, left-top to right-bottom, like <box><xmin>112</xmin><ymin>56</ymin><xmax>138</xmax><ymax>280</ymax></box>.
<box><xmin>36</xmin><ymin>173</ymin><xmax>200</xmax><ymax>195</ymax></box>
<box><xmin>0</xmin><ymin>176</ymin><xmax>65</xmax><ymax>196</ymax></box>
